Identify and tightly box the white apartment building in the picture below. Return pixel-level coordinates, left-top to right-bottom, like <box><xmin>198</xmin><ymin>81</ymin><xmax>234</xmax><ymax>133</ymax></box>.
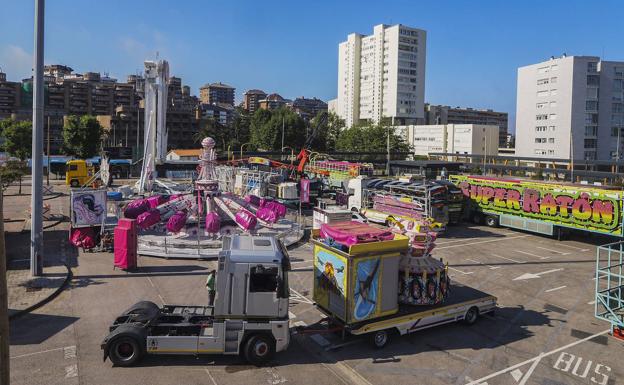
<box><xmin>403</xmin><ymin>124</ymin><xmax>499</xmax><ymax>156</ymax></box>
<box><xmin>516</xmin><ymin>55</ymin><xmax>624</xmax><ymax>160</ymax></box>
<box><xmin>333</xmin><ymin>24</ymin><xmax>427</xmax><ymax>128</ymax></box>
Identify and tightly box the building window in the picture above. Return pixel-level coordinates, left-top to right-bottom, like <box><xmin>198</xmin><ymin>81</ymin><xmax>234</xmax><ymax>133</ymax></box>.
<box><xmin>535</xmin><ymin>126</ymin><xmax>547</xmax><ymax>132</ymax></box>
<box><xmin>587</xmin><ymin>75</ymin><xmax>600</xmax><ymax>86</ymax></box>
<box><xmin>535</xmin><ymin>137</ymin><xmax>547</xmax><ymax>143</ymax></box>
<box><xmin>584</xmin><ymin>138</ymin><xmax>597</xmax><ymax>148</ymax></box>
<box><xmin>537</xmin><ymin>66</ymin><xmax>549</xmax><ymax>74</ymax></box>
<box><xmin>536</xmin><ymin>114</ymin><xmax>548</xmax><ymax>120</ymax></box>
<box><xmin>537</xmin><ymin>90</ymin><xmax>549</xmax><ymax>97</ymax></box>
<box><xmin>613</xmin><ymin>103</ymin><xmax>624</xmax><ymax>113</ymax></box>
<box><xmin>550</xmin><ymin>101</ymin><xmax>557</xmax><ymax>108</ymax></box>
<box><xmin>548</xmin><ymin>149</ymin><xmax>555</xmax><ymax>155</ymax></box>
<box><xmin>548</xmin><ymin>138</ymin><xmax>555</xmax><ymax>143</ymax></box>
<box><xmin>588</xmin><ymin>62</ymin><xmax>598</xmax><ymax>73</ymax></box>
<box><xmin>550</xmin><ymin>77</ymin><xmax>558</xmax><ymax>84</ymax></box>
<box><xmin>537</xmin><ymin>78</ymin><xmax>550</xmax><ymax>85</ymax></box>
<box><xmin>550</xmin><ymin>89</ymin><xmax>558</xmax><ymax>96</ymax></box>
<box><xmin>585</xmin><ymin>126</ymin><xmax>597</xmax><ymax>136</ymax></box>
<box><xmin>549</xmin><ymin>125</ymin><xmax>556</xmax><ymax>131</ymax></box>
<box><xmin>587</xmin><ymin>87</ymin><xmax>599</xmax><ymax>99</ymax></box>
<box><xmin>549</xmin><ymin>114</ymin><xmax>557</xmax><ymax>120</ymax></box>
<box><xmin>536</xmin><ymin>102</ymin><xmax>548</xmax><ymax>109</ymax></box>
<box><xmin>585</xmin><ymin>113</ymin><xmax>599</xmax><ymax>124</ymax></box>
<box><xmin>551</xmin><ymin>64</ymin><xmax>559</xmax><ymax>71</ymax></box>
<box><xmin>584</xmin><ymin>151</ymin><xmax>597</xmax><ymax>160</ymax></box>
<box><xmin>586</xmin><ymin>100</ymin><xmax>599</xmax><ymax>110</ymax></box>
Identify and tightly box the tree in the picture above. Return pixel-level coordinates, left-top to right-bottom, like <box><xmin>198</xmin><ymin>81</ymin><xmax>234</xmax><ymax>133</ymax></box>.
<box><xmin>1</xmin><ymin>119</ymin><xmax>32</xmax><ymax>161</ymax></box>
<box><xmin>309</xmin><ymin>111</ymin><xmax>344</xmax><ymax>152</ymax></box>
<box><xmin>195</xmin><ymin>117</ymin><xmax>227</xmax><ymax>150</ymax></box>
<box><xmin>62</xmin><ymin>115</ymin><xmax>103</xmax><ymax>158</ymax></box>
<box><xmin>1</xmin><ymin>119</ymin><xmax>32</xmax><ymax>194</ymax></box>
<box><xmin>229</xmin><ymin>107</ymin><xmax>251</xmax><ymax>150</ymax></box>
<box><xmin>249</xmin><ymin>107</ymin><xmax>307</xmax><ymax>151</ymax></box>
<box><xmin>335</xmin><ymin>123</ymin><xmax>411</xmax><ymax>155</ymax></box>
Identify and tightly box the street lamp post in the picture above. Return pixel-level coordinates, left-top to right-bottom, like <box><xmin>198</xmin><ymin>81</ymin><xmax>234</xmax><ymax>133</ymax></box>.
<box><xmin>30</xmin><ymin>0</ymin><xmax>45</xmax><ymax>277</ymax></box>
<box><xmin>240</xmin><ymin>142</ymin><xmax>251</xmax><ymax>159</ymax></box>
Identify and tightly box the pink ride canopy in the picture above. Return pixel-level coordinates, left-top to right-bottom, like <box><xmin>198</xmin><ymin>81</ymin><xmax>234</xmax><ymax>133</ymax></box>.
<box><xmin>319</xmin><ymin>221</ymin><xmax>395</xmax><ymax>247</ymax></box>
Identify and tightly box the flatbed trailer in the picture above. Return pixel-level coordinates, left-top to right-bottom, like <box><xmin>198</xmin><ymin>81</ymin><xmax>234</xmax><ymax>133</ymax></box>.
<box><xmin>316</xmin><ymin>283</ymin><xmax>497</xmax><ymax>348</ymax></box>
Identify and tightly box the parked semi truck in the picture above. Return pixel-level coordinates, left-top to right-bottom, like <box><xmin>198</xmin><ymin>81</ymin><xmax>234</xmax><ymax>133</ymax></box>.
<box><xmin>101</xmin><ymin>235</ymin><xmax>291</xmax><ymax>367</ymax></box>
<box><xmin>449</xmin><ymin>175</ymin><xmax>624</xmax><ymax>238</ymax></box>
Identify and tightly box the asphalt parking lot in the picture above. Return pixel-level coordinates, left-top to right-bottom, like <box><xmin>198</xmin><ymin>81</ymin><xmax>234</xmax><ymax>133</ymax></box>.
<box><xmin>9</xmin><ymin>220</ymin><xmax>624</xmax><ymax>385</ymax></box>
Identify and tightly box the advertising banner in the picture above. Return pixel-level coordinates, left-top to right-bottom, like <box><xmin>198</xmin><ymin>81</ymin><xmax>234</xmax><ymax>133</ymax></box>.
<box><xmin>449</xmin><ymin>175</ymin><xmax>623</xmax><ymax>236</ymax></box>
<box><xmin>300</xmin><ymin>178</ymin><xmax>310</xmax><ymax>203</ymax></box>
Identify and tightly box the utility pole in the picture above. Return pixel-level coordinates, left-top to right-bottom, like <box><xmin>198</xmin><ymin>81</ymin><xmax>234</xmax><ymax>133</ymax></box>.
<box><xmin>46</xmin><ymin>115</ymin><xmax>50</xmax><ymax>186</ymax></box>
<box><xmin>31</xmin><ymin>0</ymin><xmax>45</xmax><ymax>277</ymax></box>
<box><xmin>0</xmin><ymin>175</ymin><xmax>9</xmax><ymax>385</ymax></box>
<box><xmin>281</xmin><ymin>115</ymin><xmax>285</xmax><ymax>152</ymax></box>
<box><xmin>570</xmin><ymin>129</ymin><xmax>574</xmax><ymax>183</ymax></box>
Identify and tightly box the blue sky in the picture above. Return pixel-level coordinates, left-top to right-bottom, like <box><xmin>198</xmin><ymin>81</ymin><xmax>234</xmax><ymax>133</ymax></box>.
<box><xmin>1</xmin><ymin>0</ymin><xmax>622</xmax><ymax>132</ymax></box>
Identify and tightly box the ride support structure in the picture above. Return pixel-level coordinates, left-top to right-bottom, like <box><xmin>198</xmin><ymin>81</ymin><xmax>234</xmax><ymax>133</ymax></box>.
<box><xmin>595</xmin><ymin>241</ymin><xmax>624</xmax><ymax>338</ymax></box>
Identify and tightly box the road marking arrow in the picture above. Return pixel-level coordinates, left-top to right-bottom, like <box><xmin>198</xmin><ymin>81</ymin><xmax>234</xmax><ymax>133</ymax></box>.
<box><xmin>513</xmin><ymin>268</ymin><xmax>563</xmax><ymax>281</ymax></box>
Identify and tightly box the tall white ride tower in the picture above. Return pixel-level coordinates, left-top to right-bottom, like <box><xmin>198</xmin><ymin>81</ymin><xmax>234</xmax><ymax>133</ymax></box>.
<box><xmin>137</xmin><ymin>59</ymin><xmax>170</xmax><ymax>194</ymax></box>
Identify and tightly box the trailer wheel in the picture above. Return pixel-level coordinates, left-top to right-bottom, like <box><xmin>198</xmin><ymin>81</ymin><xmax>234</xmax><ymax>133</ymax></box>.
<box><xmin>464</xmin><ymin>307</ymin><xmax>479</xmax><ymax>325</ymax></box>
<box><xmin>244</xmin><ymin>334</ymin><xmax>275</xmax><ymax>366</ymax></box>
<box><xmin>109</xmin><ymin>336</ymin><xmax>143</xmax><ymax>367</ymax></box>
<box><xmin>485</xmin><ymin>215</ymin><xmax>499</xmax><ymax>227</ymax></box>
<box><xmin>370</xmin><ymin>329</ymin><xmax>390</xmax><ymax>349</ymax></box>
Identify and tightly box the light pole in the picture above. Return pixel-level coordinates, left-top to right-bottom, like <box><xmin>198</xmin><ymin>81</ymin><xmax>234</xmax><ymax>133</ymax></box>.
<box><xmin>282</xmin><ymin>146</ymin><xmax>294</xmax><ymax>165</ymax></box>
<box><xmin>31</xmin><ymin>0</ymin><xmax>45</xmax><ymax>277</ymax></box>
<box><xmin>240</xmin><ymin>142</ymin><xmax>251</xmax><ymax>159</ymax></box>
<box><xmin>281</xmin><ymin>115</ymin><xmax>285</xmax><ymax>152</ymax></box>
<box><xmin>570</xmin><ymin>129</ymin><xmax>574</xmax><ymax>183</ymax></box>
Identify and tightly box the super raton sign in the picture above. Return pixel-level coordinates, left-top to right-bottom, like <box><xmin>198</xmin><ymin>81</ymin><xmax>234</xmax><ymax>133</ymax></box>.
<box><xmin>449</xmin><ymin>175</ymin><xmax>624</xmax><ymax>236</ymax></box>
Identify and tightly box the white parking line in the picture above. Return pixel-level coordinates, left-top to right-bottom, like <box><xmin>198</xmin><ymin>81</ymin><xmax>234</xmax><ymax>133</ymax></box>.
<box><xmin>534</xmin><ymin>246</ymin><xmax>570</xmax><ymax>255</ymax></box>
<box><xmin>449</xmin><ymin>266</ymin><xmax>474</xmax><ymax>275</ymax></box>
<box><xmin>436</xmin><ymin>235</ymin><xmax>530</xmax><ymax>250</ymax></box>
<box><xmin>63</xmin><ymin>345</ymin><xmax>76</xmax><ymax>359</ymax></box>
<box><xmin>588</xmin><ymin>300</ymin><xmax>596</xmax><ymax>305</ymax></box>
<box><xmin>557</xmin><ymin>243</ymin><xmax>590</xmax><ymax>252</ymax></box>
<box><xmin>515</xmin><ymin>250</ymin><xmax>550</xmax><ymax>260</ymax></box>
<box><xmin>203</xmin><ymin>368</ymin><xmax>218</xmax><ymax>385</ymax></box>
<box><xmin>467</xmin><ymin>258</ymin><xmax>500</xmax><ymax>270</ymax></box>
<box><xmin>518</xmin><ymin>353</ymin><xmax>544</xmax><ymax>385</ymax></box>
<box><xmin>10</xmin><ymin>347</ymin><xmax>64</xmax><ymax>359</ymax></box>
<box><xmin>290</xmin><ymin>288</ymin><xmax>314</xmax><ymax>304</ymax></box>
<box><xmin>465</xmin><ymin>329</ymin><xmax>610</xmax><ymax>385</ymax></box>
<box><xmin>545</xmin><ymin>285</ymin><xmax>567</xmax><ymax>293</ymax></box>
<box><xmin>65</xmin><ymin>364</ymin><xmax>78</xmax><ymax>378</ymax></box>
<box><xmin>490</xmin><ymin>253</ymin><xmax>526</xmax><ymax>264</ymax></box>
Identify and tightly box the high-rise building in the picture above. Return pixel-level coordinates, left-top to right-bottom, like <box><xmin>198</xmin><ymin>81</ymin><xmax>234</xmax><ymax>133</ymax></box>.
<box><xmin>243</xmin><ymin>89</ymin><xmax>267</xmax><ymax>113</ymax></box>
<box><xmin>425</xmin><ymin>104</ymin><xmax>509</xmax><ymax>147</ymax></box>
<box><xmin>199</xmin><ymin>82</ymin><xmax>235</xmax><ymax>106</ymax></box>
<box><xmin>515</xmin><ymin>55</ymin><xmax>624</xmax><ymax>160</ymax></box>
<box><xmin>333</xmin><ymin>24</ymin><xmax>427</xmax><ymax>128</ymax></box>
<box><xmin>0</xmin><ymin>71</ymin><xmax>21</xmax><ymax>120</ymax></box>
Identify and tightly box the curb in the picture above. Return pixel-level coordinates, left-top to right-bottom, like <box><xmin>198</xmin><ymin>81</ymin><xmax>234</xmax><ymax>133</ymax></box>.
<box><xmin>9</xmin><ymin>262</ymin><xmax>73</xmax><ymax>321</ymax></box>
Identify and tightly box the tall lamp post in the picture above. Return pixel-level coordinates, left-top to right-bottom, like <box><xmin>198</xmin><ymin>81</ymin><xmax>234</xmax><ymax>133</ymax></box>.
<box><xmin>31</xmin><ymin>0</ymin><xmax>45</xmax><ymax>277</ymax></box>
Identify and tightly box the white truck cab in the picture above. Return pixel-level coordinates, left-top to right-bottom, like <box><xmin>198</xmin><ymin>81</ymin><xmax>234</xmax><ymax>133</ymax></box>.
<box><xmin>101</xmin><ymin>235</ymin><xmax>291</xmax><ymax>367</ymax></box>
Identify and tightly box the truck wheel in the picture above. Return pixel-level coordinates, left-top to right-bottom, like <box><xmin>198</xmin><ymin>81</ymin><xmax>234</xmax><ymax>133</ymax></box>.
<box><xmin>464</xmin><ymin>307</ymin><xmax>479</xmax><ymax>325</ymax></box>
<box><xmin>109</xmin><ymin>336</ymin><xmax>143</xmax><ymax>367</ymax></box>
<box><xmin>70</xmin><ymin>179</ymin><xmax>79</xmax><ymax>188</ymax></box>
<box><xmin>370</xmin><ymin>329</ymin><xmax>390</xmax><ymax>349</ymax></box>
<box><xmin>485</xmin><ymin>215</ymin><xmax>499</xmax><ymax>227</ymax></box>
<box><xmin>244</xmin><ymin>334</ymin><xmax>275</xmax><ymax>366</ymax></box>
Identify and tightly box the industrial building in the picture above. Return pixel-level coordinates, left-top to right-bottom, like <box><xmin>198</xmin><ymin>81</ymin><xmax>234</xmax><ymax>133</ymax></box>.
<box><xmin>425</xmin><ymin>104</ymin><xmax>508</xmax><ymax>147</ymax></box>
<box><xmin>403</xmin><ymin>124</ymin><xmax>499</xmax><ymax>157</ymax></box>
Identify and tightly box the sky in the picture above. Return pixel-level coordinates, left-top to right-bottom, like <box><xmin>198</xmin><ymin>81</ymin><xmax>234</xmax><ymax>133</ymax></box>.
<box><xmin>1</xmin><ymin>0</ymin><xmax>623</xmax><ymax>133</ymax></box>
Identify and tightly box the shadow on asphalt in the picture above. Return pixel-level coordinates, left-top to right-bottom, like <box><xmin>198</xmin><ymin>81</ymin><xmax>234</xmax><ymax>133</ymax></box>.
<box><xmin>120</xmin><ymin>305</ymin><xmax>553</xmax><ymax>370</ymax></box>
<box><xmin>442</xmin><ymin>224</ymin><xmax>508</xmax><ymax>239</ymax></box>
<box><xmin>71</xmin><ymin>265</ymin><xmax>211</xmax><ymax>283</ymax></box>
<box><xmin>9</xmin><ymin>312</ymin><xmax>79</xmax><ymax>345</ymax></box>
